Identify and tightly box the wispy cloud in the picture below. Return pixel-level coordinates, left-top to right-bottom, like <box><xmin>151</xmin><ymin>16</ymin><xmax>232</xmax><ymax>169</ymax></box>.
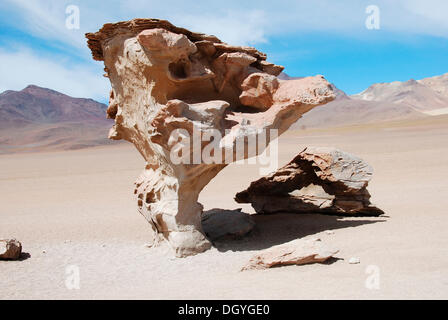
<box><xmin>0</xmin><ymin>48</ymin><xmax>109</xmax><ymax>101</ymax></box>
<box><xmin>0</xmin><ymin>0</ymin><xmax>447</xmax><ymax>99</ymax></box>
<box><xmin>391</xmin><ymin>0</ymin><xmax>448</xmax><ymax>37</ymax></box>
<box><xmin>1</xmin><ymin>0</ymin><xmax>86</xmax><ymax>49</ymax></box>
<box><xmin>173</xmin><ymin>10</ymin><xmax>268</xmax><ymax>45</ymax></box>
<box><xmin>3</xmin><ymin>0</ymin><xmax>448</xmax><ymax>49</ymax></box>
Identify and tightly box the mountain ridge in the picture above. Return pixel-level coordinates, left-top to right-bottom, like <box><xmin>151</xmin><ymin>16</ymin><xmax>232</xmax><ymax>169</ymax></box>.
<box><xmin>352</xmin><ymin>73</ymin><xmax>448</xmax><ymax>113</ymax></box>
<box><xmin>0</xmin><ymin>85</ymin><xmax>114</xmax><ymax>154</ymax></box>
<box><xmin>281</xmin><ymin>72</ymin><xmax>447</xmax><ymax>129</ymax></box>
<box><xmin>0</xmin><ymin>85</ymin><xmax>109</xmax><ymax>128</ymax></box>
<box><xmin>1</xmin><ymin>71</ymin><xmax>447</xmax><ymax>153</ymax></box>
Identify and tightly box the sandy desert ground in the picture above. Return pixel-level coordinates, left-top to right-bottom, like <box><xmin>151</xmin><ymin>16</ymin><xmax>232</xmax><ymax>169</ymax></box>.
<box><xmin>1</xmin><ymin>116</ymin><xmax>448</xmax><ymax>299</ymax></box>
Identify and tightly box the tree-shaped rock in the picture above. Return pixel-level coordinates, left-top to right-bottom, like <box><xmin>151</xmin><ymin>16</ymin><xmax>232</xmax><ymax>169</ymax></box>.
<box><xmin>86</xmin><ymin>19</ymin><xmax>335</xmax><ymax>256</ymax></box>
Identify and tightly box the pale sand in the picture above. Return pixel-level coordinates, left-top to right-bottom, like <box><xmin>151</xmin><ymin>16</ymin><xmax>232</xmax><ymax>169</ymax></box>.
<box><xmin>1</xmin><ymin>117</ymin><xmax>448</xmax><ymax>299</ymax></box>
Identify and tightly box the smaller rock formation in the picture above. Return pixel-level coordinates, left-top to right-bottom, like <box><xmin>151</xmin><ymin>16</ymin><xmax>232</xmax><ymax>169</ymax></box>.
<box><xmin>0</xmin><ymin>239</ymin><xmax>22</xmax><ymax>260</ymax></box>
<box><xmin>236</xmin><ymin>147</ymin><xmax>384</xmax><ymax>216</ymax></box>
<box><xmin>242</xmin><ymin>238</ymin><xmax>338</xmax><ymax>270</ymax></box>
<box><xmin>201</xmin><ymin>209</ymin><xmax>255</xmax><ymax>241</ymax></box>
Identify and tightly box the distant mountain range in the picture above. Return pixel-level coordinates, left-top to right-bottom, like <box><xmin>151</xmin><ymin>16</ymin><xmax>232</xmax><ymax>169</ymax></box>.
<box><xmin>286</xmin><ymin>72</ymin><xmax>448</xmax><ymax>129</ymax></box>
<box><xmin>0</xmin><ymin>85</ymin><xmax>114</xmax><ymax>153</ymax></box>
<box><xmin>1</xmin><ymin>73</ymin><xmax>447</xmax><ymax>153</ymax></box>
<box><xmin>353</xmin><ymin>74</ymin><xmax>448</xmax><ymax>114</ymax></box>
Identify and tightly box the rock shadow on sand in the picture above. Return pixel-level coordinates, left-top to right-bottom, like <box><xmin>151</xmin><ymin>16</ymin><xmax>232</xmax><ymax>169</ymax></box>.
<box><xmin>205</xmin><ymin>210</ymin><xmax>386</xmax><ymax>253</ymax></box>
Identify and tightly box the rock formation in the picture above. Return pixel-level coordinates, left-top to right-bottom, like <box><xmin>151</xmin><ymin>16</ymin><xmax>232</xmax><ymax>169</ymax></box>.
<box><xmin>0</xmin><ymin>239</ymin><xmax>22</xmax><ymax>260</ymax></box>
<box><xmin>201</xmin><ymin>208</ymin><xmax>255</xmax><ymax>241</ymax></box>
<box><xmin>86</xmin><ymin>19</ymin><xmax>335</xmax><ymax>257</ymax></box>
<box><xmin>236</xmin><ymin>147</ymin><xmax>383</xmax><ymax>216</ymax></box>
<box><xmin>242</xmin><ymin>238</ymin><xmax>338</xmax><ymax>270</ymax></box>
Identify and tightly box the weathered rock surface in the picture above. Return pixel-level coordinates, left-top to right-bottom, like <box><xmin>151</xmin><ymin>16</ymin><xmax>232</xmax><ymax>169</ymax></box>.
<box><xmin>242</xmin><ymin>238</ymin><xmax>338</xmax><ymax>270</ymax></box>
<box><xmin>236</xmin><ymin>147</ymin><xmax>384</xmax><ymax>216</ymax></box>
<box><xmin>0</xmin><ymin>239</ymin><xmax>22</xmax><ymax>260</ymax></box>
<box><xmin>86</xmin><ymin>18</ymin><xmax>335</xmax><ymax>257</ymax></box>
<box><xmin>201</xmin><ymin>209</ymin><xmax>255</xmax><ymax>241</ymax></box>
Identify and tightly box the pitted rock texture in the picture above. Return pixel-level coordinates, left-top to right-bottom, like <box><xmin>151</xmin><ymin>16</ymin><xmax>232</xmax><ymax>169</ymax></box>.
<box><xmin>236</xmin><ymin>147</ymin><xmax>384</xmax><ymax>216</ymax></box>
<box><xmin>0</xmin><ymin>239</ymin><xmax>22</xmax><ymax>260</ymax></box>
<box><xmin>86</xmin><ymin>19</ymin><xmax>335</xmax><ymax>257</ymax></box>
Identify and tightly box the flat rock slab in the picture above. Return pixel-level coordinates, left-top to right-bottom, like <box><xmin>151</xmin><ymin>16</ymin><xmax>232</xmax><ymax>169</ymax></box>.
<box><xmin>242</xmin><ymin>238</ymin><xmax>338</xmax><ymax>271</ymax></box>
<box><xmin>0</xmin><ymin>239</ymin><xmax>22</xmax><ymax>260</ymax></box>
<box><xmin>202</xmin><ymin>209</ymin><xmax>255</xmax><ymax>241</ymax></box>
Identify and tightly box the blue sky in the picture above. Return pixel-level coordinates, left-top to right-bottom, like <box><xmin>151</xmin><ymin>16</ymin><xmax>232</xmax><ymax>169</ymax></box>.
<box><xmin>0</xmin><ymin>0</ymin><xmax>447</xmax><ymax>103</ymax></box>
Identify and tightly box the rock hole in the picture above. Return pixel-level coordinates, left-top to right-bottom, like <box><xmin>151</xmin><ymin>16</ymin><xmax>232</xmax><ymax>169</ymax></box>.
<box><xmin>169</xmin><ymin>60</ymin><xmax>188</xmax><ymax>79</ymax></box>
<box><xmin>145</xmin><ymin>191</ymin><xmax>155</xmax><ymax>204</ymax></box>
<box><xmin>232</xmin><ymin>105</ymin><xmax>264</xmax><ymax>114</ymax></box>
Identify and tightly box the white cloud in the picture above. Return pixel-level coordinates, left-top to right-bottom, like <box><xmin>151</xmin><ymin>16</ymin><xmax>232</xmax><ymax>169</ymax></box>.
<box><xmin>172</xmin><ymin>10</ymin><xmax>268</xmax><ymax>46</ymax></box>
<box><xmin>1</xmin><ymin>0</ymin><xmax>87</xmax><ymax>50</ymax></box>
<box><xmin>390</xmin><ymin>0</ymin><xmax>448</xmax><ymax>37</ymax></box>
<box><xmin>0</xmin><ymin>48</ymin><xmax>109</xmax><ymax>102</ymax></box>
<box><xmin>0</xmin><ymin>0</ymin><xmax>447</xmax><ymax>100</ymax></box>
<box><xmin>4</xmin><ymin>0</ymin><xmax>448</xmax><ymax>49</ymax></box>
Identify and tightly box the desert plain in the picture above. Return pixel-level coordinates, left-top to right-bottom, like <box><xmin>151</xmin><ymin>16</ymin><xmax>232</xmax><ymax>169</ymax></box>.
<box><xmin>1</xmin><ymin>115</ymin><xmax>448</xmax><ymax>299</ymax></box>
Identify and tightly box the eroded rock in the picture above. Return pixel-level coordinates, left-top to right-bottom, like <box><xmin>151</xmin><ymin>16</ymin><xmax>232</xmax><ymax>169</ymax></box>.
<box><xmin>86</xmin><ymin>19</ymin><xmax>335</xmax><ymax>257</ymax></box>
<box><xmin>0</xmin><ymin>239</ymin><xmax>22</xmax><ymax>260</ymax></box>
<box><xmin>239</xmin><ymin>73</ymin><xmax>279</xmax><ymax>111</ymax></box>
<box><xmin>201</xmin><ymin>209</ymin><xmax>255</xmax><ymax>241</ymax></box>
<box><xmin>236</xmin><ymin>147</ymin><xmax>384</xmax><ymax>216</ymax></box>
<box><xmin>242</xmin><ymin>238</ymin><xmax>338</xmax><ymax>270</ymax></box>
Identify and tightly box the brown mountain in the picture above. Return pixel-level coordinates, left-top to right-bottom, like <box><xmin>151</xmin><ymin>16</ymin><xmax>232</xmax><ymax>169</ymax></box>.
<box><xmin>2</xmin><ymin>72</ymin><xmax>447</xmax><ymax>152</ymax></box>
<box><xmin>0</xmin><ymin>85</ymin><xmax>115</xmax><ymax>153</ymax></box>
